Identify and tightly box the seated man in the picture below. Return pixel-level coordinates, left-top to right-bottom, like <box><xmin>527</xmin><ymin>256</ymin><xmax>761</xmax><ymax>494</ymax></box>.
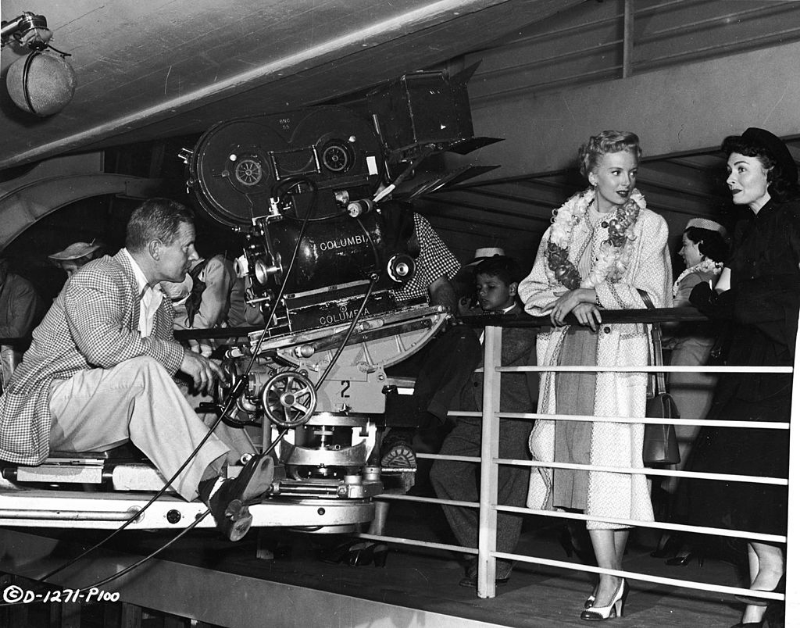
<box><xmin>162</xmin><ymin>252</ymin><xmax>265</xmax><ymax>455</ymax></box>
<box><xmin>0</xmin><ymin>198</ymin><xmax>273</xmax><ymax>541</ymax></box>
<box><xmin>430</xmin><ymin>255</ymin><xmax>538</xmax><ymax>588</ymax></box>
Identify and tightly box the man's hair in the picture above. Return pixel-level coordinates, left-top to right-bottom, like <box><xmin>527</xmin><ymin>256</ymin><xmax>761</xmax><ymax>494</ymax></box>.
<box><xmin>125</xmin><ymin>198</ymin><xmax>195</xmax><ymax>252</ymax></box>
<box><xmin>474</xmin><ymin>255</ymin><xmax>522</xmax><ymax>286</ymax></box>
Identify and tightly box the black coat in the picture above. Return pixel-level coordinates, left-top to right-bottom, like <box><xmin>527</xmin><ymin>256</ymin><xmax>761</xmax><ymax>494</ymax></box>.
<box><xmin>681</xmin><ymin>198</ymin><xmax>800</xmax><ymax>537</ymax></box>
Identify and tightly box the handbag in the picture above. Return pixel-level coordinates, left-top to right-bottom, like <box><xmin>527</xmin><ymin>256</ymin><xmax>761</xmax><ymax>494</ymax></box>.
<box><xmin>638</xmin><ymin>291</ymin><xmax>681</xmax><ymax>466</ymax></box>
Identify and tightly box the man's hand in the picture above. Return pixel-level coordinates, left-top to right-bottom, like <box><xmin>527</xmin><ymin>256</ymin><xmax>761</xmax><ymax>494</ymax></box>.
<box><xmin>180</xmin><ymin>351</ymin><xmax>225</xmax><ymax>395</ymax></box>
<box><xmin>428</xmin><ymin>275</ymin><xmax>458</xmax><ymax>313</ymax></box>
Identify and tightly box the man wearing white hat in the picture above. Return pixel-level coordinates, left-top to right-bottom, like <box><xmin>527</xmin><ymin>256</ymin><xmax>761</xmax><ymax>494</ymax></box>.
<box><xmin>48</xmin><ymin>241</ymin><xmax>103</xmax><ymax>279</ymax></box>
<box><xmin>465</xmin><ymin>246</ymin><xmax>505</xmax><ymax>266</ymax></box>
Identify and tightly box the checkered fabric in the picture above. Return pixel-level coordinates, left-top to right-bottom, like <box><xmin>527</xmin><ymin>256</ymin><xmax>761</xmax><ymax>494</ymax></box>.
<box><xmin>390</xmin><ymin>213</ymin><xmax>460</xmax><ymax>303</ymax></box>
<box><xmin>0</xmin><ymin>250</ymin><xmax>185</xmax><ymax>465</ymax></box>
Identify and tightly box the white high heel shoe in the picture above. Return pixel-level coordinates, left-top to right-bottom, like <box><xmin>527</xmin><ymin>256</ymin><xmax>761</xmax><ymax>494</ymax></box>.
<box><xmin>580</xmin><ymin>579</ymin><xmax>627</xmax><ymax>621</ymax></box>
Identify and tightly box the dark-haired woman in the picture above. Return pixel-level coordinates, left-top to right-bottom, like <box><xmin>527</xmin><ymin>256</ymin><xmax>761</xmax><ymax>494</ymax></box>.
<box><xmin>686</xmin><ymin>128</ymin><xmax>800</xmax><ymax>628</ymax></box>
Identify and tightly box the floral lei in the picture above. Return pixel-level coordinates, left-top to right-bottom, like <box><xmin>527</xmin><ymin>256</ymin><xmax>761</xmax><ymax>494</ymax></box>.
<box><xmin>545</xmin><ymin>186</ymin><xmax>645</xmax><ymax>290</ymax></box>
<box><xmin>673</xmin><ymin>259</ymin><xmax>723</xmax><ymax>297</ymax></box>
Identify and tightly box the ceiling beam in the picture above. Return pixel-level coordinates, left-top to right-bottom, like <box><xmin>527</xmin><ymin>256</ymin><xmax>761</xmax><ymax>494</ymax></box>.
<box><xmin>0</xmin><ymin>0</ymin><xmax>583</xmax><ymax>171</ymax></box>
<box><xmin>0</xmin><ymin>174</ymin><xmax>164</xmax><ymax>250</ymax></box>
<box><xmin>449</xmin><ymin>39</ymin><xmax>800</xmax><ymax>180</ymax></box>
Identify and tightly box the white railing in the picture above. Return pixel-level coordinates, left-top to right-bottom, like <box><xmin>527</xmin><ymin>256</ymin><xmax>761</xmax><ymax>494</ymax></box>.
<box><xmin>359</xmin><ymin>310</ymin><xmax>798</xmax><ymax>625</ymax></box>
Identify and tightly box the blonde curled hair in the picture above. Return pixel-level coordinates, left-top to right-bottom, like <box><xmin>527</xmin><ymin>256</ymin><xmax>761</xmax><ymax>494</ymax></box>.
<box><xmin>578</xmin><ymin>130</ymin><xmax>642</xmax><ymax>178</ymax></box>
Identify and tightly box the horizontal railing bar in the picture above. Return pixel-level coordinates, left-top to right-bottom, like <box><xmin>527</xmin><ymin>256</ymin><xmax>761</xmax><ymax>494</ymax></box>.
<box><xmin>463</xmin><ymin>306</ymin><xmax>707</xmax><ymax>327</ymax></box>
<box><xmin>174</xmin><ymin>326</ymin><xmax>260</xmax><ymax>340</ymax></box>
<box><xmin>447</xmin><ymin>410</ymin><xmax>789</xmax><ymax>430</ymax></box>
<box><xmin>499</xmin><ymin>458</ymin><xmax>786</xmax><ymax>485</ymax></box>
<box><xmin>418</xmin><ymin>450</ymin><xmax>785</xmax><ymax>483</ymax></box>
<box><xmin>421</xmin><ymin>453</ymin><xmax>481</xmax><ymax>463</ymax></box>
<box><xmin>495</xmin><ymin>553</ymin><xmax>785</xmax><ymax>603</ymax></box>
<box><xmin>417</xmin><ymin>452</ymin><xmax>481</xmax><ymax>462</ymax></box>
<box><xmin>376</xmin><ymin>493</ymin><xmax>479</xmax><ymax>509</ymax></box>
<box><xmin>371</xmin><ymin>493</ymin><xmax>785</xmax><ymax>544</ymax></box>
<box><xmin>352</xmin><ymin>532</ymin><xmax>478</xmax><ymax>556</ymax></box>
<box><xmin>494</xmin><ymin>365</ymin><xmax>791</xmax><ymax>373</ymax></box>
<box><xmin>503</xmin><ymin>459</ymin><xmax>787</xmax><ymax>485</ymax></box>
<box><xmin>499</xmin><ymin>505</ymin><xmax>786</xmax><ymax>544</ymax></box>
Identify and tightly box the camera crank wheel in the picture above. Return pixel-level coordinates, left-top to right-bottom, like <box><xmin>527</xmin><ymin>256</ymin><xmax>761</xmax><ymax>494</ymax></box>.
<box><xmin>261</xmin><ymin>370</ymin><xmax>316</xmax><ymax>427</ymax></box>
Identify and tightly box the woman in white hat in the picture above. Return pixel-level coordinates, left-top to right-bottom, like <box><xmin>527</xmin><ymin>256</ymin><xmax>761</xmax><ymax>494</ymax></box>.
<box><xmin>668</xmin><ymin>217</ymin><xmax>730</xmax><ymax>453</ymax></box>
<box><xmin>652</xmin><ymin>216</ymin><xmax>729</xmax><ymax>565</ymax></box>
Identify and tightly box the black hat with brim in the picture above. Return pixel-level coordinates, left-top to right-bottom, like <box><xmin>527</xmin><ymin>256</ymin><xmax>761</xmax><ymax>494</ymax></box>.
<box><xmin>741</xmin><ymin>127</ymin><xmax>798</xmax><ymax>185</ymax></box>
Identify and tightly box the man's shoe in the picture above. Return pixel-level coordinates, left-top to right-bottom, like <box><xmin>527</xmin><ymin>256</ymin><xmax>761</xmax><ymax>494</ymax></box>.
<box><xmin>202</xmin><ymin>455</ymin><xmax>275</xmax><ymax>542</ymax></box>
<box><xmin>458</xmin><ymin>559</ymin><xmax>512</xmax><ymax>588</ymax></box>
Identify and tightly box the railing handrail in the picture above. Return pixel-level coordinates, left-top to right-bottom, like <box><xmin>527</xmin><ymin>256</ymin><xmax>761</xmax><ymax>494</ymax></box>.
<box><xmin>462</xmin><ymin>305</ymin><xmax>708</xmax><ymax>327</ymax></box>
<box><xmin>469</xmin><ymin>318</ymin><xmax>797</xmax><ymax>616</ymax></box>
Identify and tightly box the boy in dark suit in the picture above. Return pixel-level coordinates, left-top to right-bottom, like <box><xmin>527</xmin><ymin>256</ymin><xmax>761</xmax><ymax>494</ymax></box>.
<box><xmin>430</xmin><ymin>255</ymin><xmax>538</xmax><ymax>587</ymax></box>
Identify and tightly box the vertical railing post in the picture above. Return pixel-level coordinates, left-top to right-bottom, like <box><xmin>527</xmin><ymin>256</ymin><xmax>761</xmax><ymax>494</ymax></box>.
<box><xmin>784</xmin><ymin>310</ymin><xmax>800</xmax><ymax>623</ymax></box>
<box><xmin>477</xmin><ymin>325</ymin><xmax>503</xmax><ymax>599</ymax></box>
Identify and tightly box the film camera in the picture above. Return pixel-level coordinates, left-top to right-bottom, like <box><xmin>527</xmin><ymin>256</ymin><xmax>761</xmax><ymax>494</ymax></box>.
<box><xmin>0</xmin><ymin>70</ymin><xmax>498</xmax><ymax>537</ymax></box>
<box><xmin>182</xmin><ymin>69</ymin><xmax>497</xmax><ymax>520</ymax></box>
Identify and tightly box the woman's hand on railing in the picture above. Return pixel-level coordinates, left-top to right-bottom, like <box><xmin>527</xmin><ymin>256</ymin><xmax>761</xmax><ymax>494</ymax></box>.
<box><xmin>549</xmin><ymin>288</ymin><xmax>597</xmax><ymax>327</ymax></box>
<box><xmin>570</xmin><ymin>303</ymin><xmax>602</xmax><ymax>331</ymax></box>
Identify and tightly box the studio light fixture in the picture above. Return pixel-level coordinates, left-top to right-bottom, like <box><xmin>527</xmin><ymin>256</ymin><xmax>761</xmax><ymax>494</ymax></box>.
<box><xmin>1</xmin><ymin>11</ymin><xmax>76</xmax><ymax>116</ymax></box>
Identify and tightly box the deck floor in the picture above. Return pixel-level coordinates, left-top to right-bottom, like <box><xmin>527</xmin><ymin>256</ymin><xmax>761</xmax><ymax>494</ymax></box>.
<box><xmin>0</xmin><ymin>476</ymin><xmax>776</xmax><ymax>628</ymax></box>
<box><xmin>236</xmin><ymin>501</ymin><xmax>752</xmax><ymax>628</ymax></box>
<box><xmin>0</xmin><ymin>494</ymin><xmax>766</xmax><ymax>628</ymax></box>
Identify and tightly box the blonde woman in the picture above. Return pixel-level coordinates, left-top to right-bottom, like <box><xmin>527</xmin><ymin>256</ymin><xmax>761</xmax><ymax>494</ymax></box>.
<box><xmin>519</xmin><ymin>130</ymin><xmax>671</xmax><ymax>621</ymax></box>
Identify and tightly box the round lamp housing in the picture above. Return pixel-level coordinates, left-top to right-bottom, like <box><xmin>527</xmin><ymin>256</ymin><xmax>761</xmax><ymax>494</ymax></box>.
<box><xmin>6</xmin><ymin>51</ymin><xmax>76</xmax><ymax>117</ymax></box>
